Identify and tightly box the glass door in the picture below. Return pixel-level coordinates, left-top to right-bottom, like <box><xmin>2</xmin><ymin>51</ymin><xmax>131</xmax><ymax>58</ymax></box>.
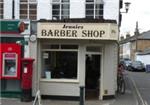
<box><xmin>85</xmin><ymin>54</ymin><xmax>101</xmax><ymax>100</ymax></box>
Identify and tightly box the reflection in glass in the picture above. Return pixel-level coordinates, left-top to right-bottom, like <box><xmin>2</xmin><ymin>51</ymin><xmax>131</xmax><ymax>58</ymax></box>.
<box><xmin>41</xmin><ymin>51</ymin><xmax>77</xmax><ymax>79</ymax></box>
<box><xmin>3</xmin><ymin>53</ymin><xmax>17</xmax><ymax>77</ymax></box>
<box><xmin>4</xmin><ymin>59</ymin><xmax>16</xmax><ymax>76</ymax></box>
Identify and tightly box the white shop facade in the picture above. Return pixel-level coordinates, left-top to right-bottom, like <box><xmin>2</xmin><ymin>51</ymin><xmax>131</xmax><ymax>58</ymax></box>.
<box><xmin>30</xmin><ymin>20</ymin><xmax>119</xmax><ymax>100</ymax></box>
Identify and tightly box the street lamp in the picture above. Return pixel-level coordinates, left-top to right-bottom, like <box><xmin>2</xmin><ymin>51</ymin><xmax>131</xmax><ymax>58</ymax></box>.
<box><xmin>121</xmin><ymin>2</ymin><xmax>131</xmax><ymax>13</ymax></box>
<box><xmin>119</xmin><ymin>1</ymin><xmax>131</xmax><ymax>26</ymax></box>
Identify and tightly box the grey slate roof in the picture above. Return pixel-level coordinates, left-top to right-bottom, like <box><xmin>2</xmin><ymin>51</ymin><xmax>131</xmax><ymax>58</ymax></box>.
<box><xmin>138</xmin><ymin>30</ymin><xmax>150</xmax><ymax>39</ymax></box>
<box><xmin>120</xmin><ymin>30</ymin><xmax>150</xmax><ymax>44</ymax></box>
<box><xmin>38</xmin><ymin>18</ymin><xmax>117</xmax><ymax>23</ymax></box>
<box><xmin>137</xmin><ymin>48</ymin><xmax>150</xmax><ymax>55</ymax></box>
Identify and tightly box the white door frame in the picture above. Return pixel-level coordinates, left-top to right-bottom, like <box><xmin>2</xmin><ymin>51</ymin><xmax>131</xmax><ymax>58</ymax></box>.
<box><xmin>85</xmin><ymin>45</ymin><xmax>103</xmax><ymax>100</ymax></box>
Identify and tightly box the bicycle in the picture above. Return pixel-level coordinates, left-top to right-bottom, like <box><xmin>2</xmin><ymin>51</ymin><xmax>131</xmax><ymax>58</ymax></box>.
<box><xmin>117</xmin><ymin>73</ymin><xmax>126</xmax><ymax>94</ymax></box>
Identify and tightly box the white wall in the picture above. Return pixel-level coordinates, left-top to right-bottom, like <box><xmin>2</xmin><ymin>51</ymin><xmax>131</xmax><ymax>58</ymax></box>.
<box><xmin>70</xmin><ymin>0</ymin><xmax>85</xmax><ymax>18</ymax></box>
<box><xmin>37</xmin><ymin>0</ymin><xmax>86</xmax><ymax>19</ymax></box>
<box><xmin>36</xmin><ymin>0</ymin><xmax>119</xmax><ymax>22</ymax></box>
<box><xmin>78</xmin><ymin>44</ymin><xmax>86</xmax><ymax>86</ymax></box>
<box><xmin>104</xmin><ymin>0</ymin><xmax>119</xmax><ymax>23</ymax></box>
<box><xmin>37</xmin><ymin>0</ymin><xmax>51</xmax><ymax>20</ymax></box>
<box><xmin>15</xmin><ymin>0</ymin><xmax>19</xmax><ymax>19</ymax></box>
<box><xmin>4</xmin><ymin>0</ymin><xmax>19</xmax><ymax>19</ymax></box>
<box><xmin>3</xmin><ymin>0</ymin><xmax>120</xmax><ymax>23</ymax></box>
<box><xmin>31</xmin><ymin>38</ymin><xmax>118</xmax><ymax>98</ymax></box>
<box><xmin>136</xmin><ymin>54</ymin><xmax>150</xmax><ymax>66</ymax></box>
<box><xmin>70</xmin><ymin>0</ymin><xmax>120</xmax><ymax>21</ymax></box>
<box><xmin>40</xmin><ymin>82</ymin><xmax>80</xmax><ymax>96</ymax></box>
<box><xmin>102</xmin><ymin>42</ymin><xmax>118</xmax><ymax>98</ymax></box>
<box><xmin>122</xmin><ymin>42</ymin><xmax>131</xmax><ymax>59</ymax></box>
<box><xmin>35</xmin><ymin>39</ymin><xmax>84</xmax><ymax>97</ymax></box>
<box><xmin>29</xmin><ymin>39</ymin><xmax>39</xmax><ymax>96</ymax></box>
<box><xmin>4</xmin><ymin>0</ymin><xmax>13</xmax><ymax>19</ymax></box>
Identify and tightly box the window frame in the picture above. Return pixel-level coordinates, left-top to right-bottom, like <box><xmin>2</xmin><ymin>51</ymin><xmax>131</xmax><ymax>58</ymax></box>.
<box><xmin>85</xmin><ymin>0</ymin><xmax>103</xmax><ymax>19</ymax></box>
<box><xmin>2</xmin><ymin>53</ymin><xmax>18</xmax><ymax>78</ymax></box>
<box><xmin>40</xmin><ymin>44</ymin><xmax>79</xmax><ymax>82</ymax></box>
<box><xmin>0</xmin><ymin>0</ymin><xmax>4</xmax><ymax>19</ymax></box>
<box><xmin>52</xmin><ymin>0</ymin><xmax>70</xmax><ymax>20</ymax></box>
<box><xmin>20</xmin><ymin>0</ymin><xmax>37</xmax><ymax>20</ymax></box>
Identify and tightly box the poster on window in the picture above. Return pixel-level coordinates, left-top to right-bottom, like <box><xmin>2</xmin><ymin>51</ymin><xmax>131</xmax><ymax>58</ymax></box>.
<box><xmin>3</xmin><ymin>53</ymin><xmax>17</xmax><ymax>77</ymax></box>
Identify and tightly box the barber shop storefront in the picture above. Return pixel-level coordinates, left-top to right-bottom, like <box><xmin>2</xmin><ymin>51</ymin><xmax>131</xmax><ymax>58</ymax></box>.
<box><xmin>30</xmin><ymin>20</ymin><xmax>119</xmax><ymax>100</ymax></box>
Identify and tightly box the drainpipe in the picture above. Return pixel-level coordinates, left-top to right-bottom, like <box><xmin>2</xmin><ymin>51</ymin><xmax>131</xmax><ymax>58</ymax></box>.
<box><xmin>12</xmin><ymin>0</ymin><xmax>15</xmax><ymax>19</ymax></box>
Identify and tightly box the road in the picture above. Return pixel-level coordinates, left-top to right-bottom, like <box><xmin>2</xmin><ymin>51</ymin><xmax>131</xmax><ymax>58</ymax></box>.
<box><xmin>1</xmin><ymin>71</ymin><xmax>150</xmax><ymax>105</ymax></box>
<box><xmin>128</xmin><ymin>71</ymin><xmax>150</xmax><ymax>105</ymax></box>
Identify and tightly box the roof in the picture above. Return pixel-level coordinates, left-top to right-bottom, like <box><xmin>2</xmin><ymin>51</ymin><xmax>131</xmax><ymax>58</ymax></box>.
<box><xmin>120</xmin><ymin>30</ymin><xmax>150</xmax><ymax>44</ymax></box>
<box><xmin>137</xmin><ymin>48</ymin><xmax>150</xmax><ymax>55</ymax></box>
<box><xmin>38</xmin><ymin>18</ymin><xmax>117</xmax><ymax>23</ymax></box>
<box><xmin>138</xmin><ymin>30</ymin><xmax>150</xmax><ymax>39</ymax></box>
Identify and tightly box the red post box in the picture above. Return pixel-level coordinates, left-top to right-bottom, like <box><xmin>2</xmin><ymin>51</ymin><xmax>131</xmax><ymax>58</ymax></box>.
<box><xmin>21</xmin><ymin>58</ymin><xmax>34</xmax><ymax>102</ymax></box>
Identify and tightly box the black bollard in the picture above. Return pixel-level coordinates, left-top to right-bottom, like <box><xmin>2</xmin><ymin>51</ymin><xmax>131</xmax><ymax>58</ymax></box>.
<box><xmin>80</xmin><ymin>86</ymin><xmax>85</xmax><ymax>105</ymax></box>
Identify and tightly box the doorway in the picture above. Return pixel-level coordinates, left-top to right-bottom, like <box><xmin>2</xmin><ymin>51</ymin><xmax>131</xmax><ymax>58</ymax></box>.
<box><xmin>85</xmin><ymin>54</ymin><xmax>101</xmax><ymax>100</ymax></box>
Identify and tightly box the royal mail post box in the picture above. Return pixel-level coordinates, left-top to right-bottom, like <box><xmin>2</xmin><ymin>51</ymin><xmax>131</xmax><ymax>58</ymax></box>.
<box><xmin>21</xmin><ymin>58</ymin><xmax>34</xmax><ymax>102</ymax></box>
<box><xmin>0</xmin><ymin>43</ymin><xmax>21</xmax><ymax>79</ymax></box>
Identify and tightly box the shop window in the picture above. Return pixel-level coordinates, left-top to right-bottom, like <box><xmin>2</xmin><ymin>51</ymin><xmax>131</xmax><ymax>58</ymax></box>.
<box><xmin>86</xmin><ymin>0</ymin><xmax>103</xmax><ymax>19</ymax></box>
<box><xmin>42</xmin><ymin>44</ymin><xmax>78</xmax><ymax>50</ymax></box>
<box><xmin>41</xmin><ymin>44</ymin><xmax>78</xmax><ymax>79</ymax></box>
<box><xmin>52</xmin><ymin>0</ymin><xmax>70</xmax><ymax>20</ymax></box>
<box><xmin>86</xmin><ymin>46</ymin><xmax>102</xmax><ymax>52</ymax></box>
<box><xmin>61</xmin><ymin>45</ymin><xmax>78</xmax><ymax>49</ymax></box>
<box><xmin>41</xmin><ymin>51</ymin><xmax>78</xmax><ymax>79</ymax></box>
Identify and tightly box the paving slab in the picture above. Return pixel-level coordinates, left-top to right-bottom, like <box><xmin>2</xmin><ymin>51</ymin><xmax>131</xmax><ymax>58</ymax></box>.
<box><xmin>0</xmin><ymin>72</ymin><xmax>138</xmax><ymax>105</ymax></box>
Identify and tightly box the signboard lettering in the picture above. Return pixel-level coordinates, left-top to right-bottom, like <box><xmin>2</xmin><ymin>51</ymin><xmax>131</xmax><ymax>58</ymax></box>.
<box><xmin>37</xmin><ymin>23</ymin><xmax>118</xmax><ymax>40</ymax></box>
<box><xmin>41</xmin><ymin>29</ymin><xmax>78</xmax><ymax>37</ymax></box>
<box><xmin>63</xmin><ymin>24</ymin><xmax>83</xmax><ymax>29</ymax></box>
<box><xmin>41</xmin><ymin>29</ymin><xmax>105</xmax><ymax>38</ymax></box>
<box><xmin>0</xmin><ymin>20</ymin><xmax>30</xmax><ymax>35</ymax></box>
<box><xmin>82</xmin><ymin>30</ymin><xmax>105</xmax><ymax>37</ymax></box>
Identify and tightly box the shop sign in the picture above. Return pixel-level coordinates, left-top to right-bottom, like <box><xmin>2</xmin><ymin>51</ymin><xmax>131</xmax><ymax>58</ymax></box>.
<box><xmin>0</xmin><ymin>20</ymin><xmax>30</xmax><ymax>35</ymax></box>
<box><xmin>37</xmin><ymin>22</ymin><xmax>118</xmax><ymax>40</ymax></box>
<box><xmin>5</xmin><ymin>53</ymin><xmax>16</xmax><ymax>59</ymax></box>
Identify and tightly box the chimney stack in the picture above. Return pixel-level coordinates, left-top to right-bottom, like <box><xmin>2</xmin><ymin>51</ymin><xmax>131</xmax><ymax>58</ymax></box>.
<box><xmin>120</xmin><ymin>36</ymin><xmax>124</xmax><ymax>40</ymax></box>
<box><xmin>134</xmin><ymin>21</ymin><xmax>140</xmax><ymax>36</ymax></box>
<box><xmin>126</xmin><ymin>33</ymin><xmax>130</xmax><ymax>38</ymax></box>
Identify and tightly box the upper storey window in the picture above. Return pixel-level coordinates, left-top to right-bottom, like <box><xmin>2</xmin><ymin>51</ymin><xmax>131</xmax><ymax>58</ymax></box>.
<box><xmin>0</xmin><ymin>0</ymin><xmax>3</xmax><ymax>19</ymax></box>
<box><xmin>52</xmin><ymin>0</ymin><xmax>70</xmax><ymax>20</ymax></box>
<box><xmin>20</xmin><ymin>0</ymin><xmax>37</xmax><ymax>20</ymax></box>
<box><xmin>86</xmin><ymin>0</ymin><xmax>103</xmax><ymax>19</ymax></box>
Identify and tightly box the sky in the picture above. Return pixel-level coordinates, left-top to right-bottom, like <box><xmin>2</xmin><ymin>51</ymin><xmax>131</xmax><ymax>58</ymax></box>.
<box><xmin>120</xmin><ymin>0</ymin><xmax>150</xmax><ymax>37</ymax></box>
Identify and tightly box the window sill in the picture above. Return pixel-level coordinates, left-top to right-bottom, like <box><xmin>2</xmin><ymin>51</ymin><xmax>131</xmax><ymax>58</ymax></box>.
<box><xmin>40</xmin><ymin>78</ymin><xmax>79</xmax><ymax>83</ymax></box>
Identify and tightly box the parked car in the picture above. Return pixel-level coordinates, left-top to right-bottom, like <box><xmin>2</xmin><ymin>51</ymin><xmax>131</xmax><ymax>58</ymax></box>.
<box><xmin>120</xmin><ymin>58</ymin><xmax>132</xmax><ymax>70</ymax></box>
<box><xmin>128</xmin><ymin>61</ymin><xmax>145</xmax><ymax>71</ymax></box>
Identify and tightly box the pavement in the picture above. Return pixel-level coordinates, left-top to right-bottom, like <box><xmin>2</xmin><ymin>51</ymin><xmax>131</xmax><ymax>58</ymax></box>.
<box><xmin>0</xmin><ymin>72</ymin><xmax>138</xmax><ymax>105</ymax></box>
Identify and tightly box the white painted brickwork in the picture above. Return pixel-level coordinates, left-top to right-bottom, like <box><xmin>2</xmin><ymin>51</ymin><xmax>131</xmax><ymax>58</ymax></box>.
<box><xmin>3</xmin><ymin>0</ymin><xmax>120</xmax><ymax>24</ymax></box>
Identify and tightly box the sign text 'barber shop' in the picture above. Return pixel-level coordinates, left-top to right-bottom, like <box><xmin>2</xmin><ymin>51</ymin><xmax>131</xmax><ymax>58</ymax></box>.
<box><xmin>38</xmin><ymin>23</ymin><xmax>118</xmax><ymax>40</ymax></box>
<box><xmin>41</xmin><ymin>24</ymin><xmax>105</xmax><ymax>38</ymax></box>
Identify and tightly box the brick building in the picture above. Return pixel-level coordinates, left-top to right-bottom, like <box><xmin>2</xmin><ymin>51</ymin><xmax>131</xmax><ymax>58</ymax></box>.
<box><xmin>119</xmin><ymin>30</ymin><xmax>150</xmax><ymax>61</ymax></box>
